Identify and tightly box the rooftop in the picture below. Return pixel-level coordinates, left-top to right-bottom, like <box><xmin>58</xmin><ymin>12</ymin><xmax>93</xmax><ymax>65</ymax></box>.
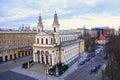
<box><xmin>44</xmin><ymin>30</ymin><xmax>77</xmax><ymax>35</ymax></box>
<box><xmin>60</xmin><ymin>39</ymin><xmax>84</xmax><ymax>47</ymax></box>
<box><xmin>97</xmin><ymin>35</ymin><xmax>107</xmax><ymax>40</ymax></box>
<box><xmin>0</xmin><ymin>31</ymin><xmax>37</xmax><ymax>34</ymax></box>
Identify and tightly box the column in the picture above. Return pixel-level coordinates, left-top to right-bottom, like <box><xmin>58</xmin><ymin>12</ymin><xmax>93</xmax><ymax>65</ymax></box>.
<box><xmin>50</xmin><ymin>55</ymin><xmax>52</xmax><ymax>65</ymax></box>
<box><xmin>51</xmin><ymin>54</ymin><xmax>54</xmax><ymax>65</ymax></box>
<box><xmin>44</xmin><ymin>53</ymin><xmax>46</xmax><ymax>64</ymax></box>
<box><xmin>33</xmin><ymin>53</ymin><xmax>35</xmax><ymax>62</ymax></box>
<box><xmin>36</xmin><ymin>53</ymin><xmax>38</xmax><ymax>62</ymax></box>
<box><xmin>40</xmin><ymin>53</ymin><xmax>42</xmax><ymax>63</ymax></box>
<box><xmin>48</xmin><ymin>54</ymin><xmax>50</xmax><ymax>65</ymax></box>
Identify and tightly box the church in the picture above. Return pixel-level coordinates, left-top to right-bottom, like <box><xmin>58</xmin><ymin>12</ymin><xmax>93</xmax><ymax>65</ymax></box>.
<box><xmin>33</xmin><ymin>12</ymin><xmax>84</xmax><ymax>66</ymax></box>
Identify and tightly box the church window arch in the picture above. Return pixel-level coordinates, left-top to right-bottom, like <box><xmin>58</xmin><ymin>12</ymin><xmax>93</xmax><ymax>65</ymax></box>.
<box><xmin>46</xmin><ymin>38</ymin><xmax>48</xmax><ymax>44</ymax></box>
<box><xmin>54</xmin><ymin>27</ymin><xmax>56</xmax><ymax>32</ymax></box>
<box><xmin>41</xmin><ymin>38</ymin><xmax>43</xmax><ymax>44</ymax></box>
<box><xmin>37</xmin><ymin>38</ymin><xmax>39</xmax><ymax>44</ymax></box>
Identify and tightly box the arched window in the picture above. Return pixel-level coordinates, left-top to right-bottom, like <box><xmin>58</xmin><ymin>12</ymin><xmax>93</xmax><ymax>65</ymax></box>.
<box><xmin>41</xmin><ymin>38</ymin><xmax>43</xmax><ymax>44</ymax></box>
<box><xmin>37</xmin><ymin>50</ymin><xmax>40</xmax><ymax>53</ymax></box>
<box><xmin>37</xmin><ymin>38</ymin><xmax>39</xmax><ymax>44</ymax></box>
<box><xmin>46</xmin><ymin>38</ymin><xmax>48</xmax><ymax>44</ymax></box>
<box><xmin>54</xmin><ymin>27</ymin><xmax>56</xmax><ymax>32</ymax></box>
<box><xmin>38</xmin><ymin>29</ymin><xmax>40</xmax><ymax>33</ymax></box>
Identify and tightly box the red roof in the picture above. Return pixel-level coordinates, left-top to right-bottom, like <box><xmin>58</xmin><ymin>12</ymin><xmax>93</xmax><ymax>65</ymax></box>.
<box><xmin>98</xmin><ymin>35</ymin><xmax>106</xmax><ymax>40</ymax></box>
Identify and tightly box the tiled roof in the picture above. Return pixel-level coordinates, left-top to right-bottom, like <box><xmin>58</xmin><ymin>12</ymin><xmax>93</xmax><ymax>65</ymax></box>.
<box><xmin>98</xmin><ymin>35</ymin><xmax>106</xmax><ymax>40</ymax></box>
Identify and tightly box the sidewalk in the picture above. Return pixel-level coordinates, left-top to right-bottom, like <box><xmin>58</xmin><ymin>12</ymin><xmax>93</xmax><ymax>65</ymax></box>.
<box><xmin>10</xmin><ymin>59</ymin><xmax>79</xmax><ymax>80</ymax></box>
<box><xmin>10</xmin><ymin>53</ymin><xmax>87</xmax><ymax>80</ymax></box>
<box><xmin>0</xmin><ymin>55</ymin><xmax>32</xmax><ymax>66</ymax></box>
<box><xmin>0</xmin><ymin>55</ymin><xmax>33</xmax><ymax>73</ymax></box>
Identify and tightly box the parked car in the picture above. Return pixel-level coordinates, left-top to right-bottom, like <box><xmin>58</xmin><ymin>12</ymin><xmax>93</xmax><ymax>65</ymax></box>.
<box><xmin>90</xmin><ymin>67</ymin><xmax>97</xmax><ymax>73</ymax></box>
<box><xmin>103</xmin><ymin>56</ymin><xmax>108</xmax><ymax>60</ymax></box>
<box><xmin>80</xmin><ymin>61</ymin><xmax>85</xmax><ymax>65</ymax></box>
<box><xmin>85</xmin><ymin>57</ymin><xmax>91</xmax><ymax>62</ymax></box>
<box><xmin>95</xmin><ymin>64</ymin><xmax>101</xmax><ymax>69</ymax></box>
<box><xmin>91</xmin><ymin>54</ymin><xmax>96</xmax><ymax>57</ymax></box>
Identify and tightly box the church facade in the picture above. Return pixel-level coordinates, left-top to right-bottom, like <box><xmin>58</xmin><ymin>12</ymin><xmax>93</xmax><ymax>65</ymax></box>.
<box><xmin>33</xmin><ymin>12</ymin><xmax>84</xmax><ymax>66</ymax></box>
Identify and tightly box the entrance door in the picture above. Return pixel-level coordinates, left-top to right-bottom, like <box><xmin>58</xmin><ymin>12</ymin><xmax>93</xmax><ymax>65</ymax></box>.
<box><xmin>28</xmin><ymin>50</ymin><xmax>30</xmax><ymax>55</ymax></box>
<box><xmin>42</xmin><ymin>55</ymin><xmax>44</xmax><ymax>64</ymax></box>
<box><xmin>5</xmin><ymin>55</ymin><xmax>8</xmax><ymax>61</ymax></box>
<box><xmin>14</xmin><ymin>54</ymin><xmax>16</xmax><ymax>58</ymax></box>
<box><xmin>46</xmin><ymin>54</ymin><xmax>49</xmax><ymax>64</ymax></box>
<box><xmin>25</xmin><ymin>51</ymin><xmax>27</xmax><ymax>56</ymax></box>
<box><xmin>10</xmin><ymin>55</ymin><xmax>12</xmax><ymax>60</ymax></box>
<box><xmin>18</xmin><ymin>52</ymin><xmax>20</xmax><ymax>58</ymax></box>
<box><xmin>22</xmin><ymin>52</ymin><xmax>24</xmax><ymax>57</ymax></box>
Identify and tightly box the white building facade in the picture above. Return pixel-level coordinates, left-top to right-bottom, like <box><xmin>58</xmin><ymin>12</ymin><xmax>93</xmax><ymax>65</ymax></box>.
<box><xmin>33</xmin><ymin>12</ymin><xmax>84</xmax><ymax>66</ymax></box>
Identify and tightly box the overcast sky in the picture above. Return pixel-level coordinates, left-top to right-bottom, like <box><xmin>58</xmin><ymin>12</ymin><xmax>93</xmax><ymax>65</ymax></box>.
<box><xmin>0</xmin><ymin>0</ymin><xmax>120</xmax><ymax>30</ymax></box>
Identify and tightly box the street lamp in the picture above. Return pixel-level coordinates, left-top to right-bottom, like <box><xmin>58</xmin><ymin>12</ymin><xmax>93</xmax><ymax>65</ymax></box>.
<box><xmin>56</xmin><ymin>64</ymin><xmax>59</xmax><ymax>76</ymax></box>
<box><xmin>45</xmin><ymin>63</ymin><xmax>49</xmax><ymax>80</ymax></box>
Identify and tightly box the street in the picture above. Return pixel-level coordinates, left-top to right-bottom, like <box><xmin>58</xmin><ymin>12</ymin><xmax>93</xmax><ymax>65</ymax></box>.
<box><xmin>0</xmin><ymin>48</ymin><xmax>107</xmax><ymax>80</ymax></box>
<box><xmin>64</xmin><ymin>51</ymin><xmax>106</xmax><ymax>80</ymax></box>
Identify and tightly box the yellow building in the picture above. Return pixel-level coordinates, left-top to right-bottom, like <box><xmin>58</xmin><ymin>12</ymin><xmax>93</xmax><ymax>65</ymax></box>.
<box><xmin>33</xmin><ymin>12</ymin><xmax>84</xmax><ymax>66</ymax></box>
<box><xmin>0</xmin><ymin>31</ymin><xmax>36</xmax><ymax>63</ymax></box>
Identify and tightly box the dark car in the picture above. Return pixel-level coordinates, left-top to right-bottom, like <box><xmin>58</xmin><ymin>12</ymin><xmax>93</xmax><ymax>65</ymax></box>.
<box><xmin>90</xmin><ymin>67</ymin><xmax>97</xmax><ymax>73</ymax></box>
<box><xmin>80</xmin><ymin>61</ymin><xmax>85</xmax><ymax>65</ymax></box>
<box><xmin>103</xmin><ymin>56</ymin><xmax>108</xmax><ymax>60</ymax></box>
<box><xmin>91</xmin><ymin>54</ymin><xmax>96</xmax><ymax>57</ymax></box>
<box><xmin>95</xmin><ymin>64</ymin><xmax>101</xmax><ymax>69</ymax></box>
<box><xmin>85</xmin><ymin>58</ymin><xmax>91</xmax><ymax>62</ymax></box>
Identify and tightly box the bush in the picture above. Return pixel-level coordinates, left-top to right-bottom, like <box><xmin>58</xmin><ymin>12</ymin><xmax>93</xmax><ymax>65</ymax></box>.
<box><xmin>22</xmin><ymin>62</ymin><xmax>28</xmax><ymax>69</ymax></box>
<box><xmin>48</xmin><ymin>63</ymin><xmax>68</xmax><ymax>76</ymax></box>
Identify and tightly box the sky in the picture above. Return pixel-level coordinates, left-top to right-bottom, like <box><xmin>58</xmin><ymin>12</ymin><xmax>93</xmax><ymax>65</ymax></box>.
<box><xmin>0</xmin><ymin>0</ymin><xmax>120</xmax><ymax>30</ymax></box>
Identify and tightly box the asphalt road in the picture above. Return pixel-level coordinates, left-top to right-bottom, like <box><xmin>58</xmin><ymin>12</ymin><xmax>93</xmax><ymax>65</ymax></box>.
<box><xmin>0</xmin><ymin>55</ymin><xmax>36</xmax><ymax>80</ymax></box>
<box><xmin>64</xmin><ymin>53</ymin><xmax>105</xmax><ymax>80</ymax></box>
<box><xmin>0</xmin><ymin>71</ymin><xmax>36</xmax><ymax>80</ymax></box>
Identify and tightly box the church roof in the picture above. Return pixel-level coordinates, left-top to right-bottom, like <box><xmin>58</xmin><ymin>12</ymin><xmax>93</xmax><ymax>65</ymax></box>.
<box><xmin>60</xmin><ymin>39</ymin><xmax>83</xmax><ymax>46</ymax></box>
<box><xmin>97</xmin><ymin>35</ymin><xmax>106</xmax><ymax>40</ymax></box>
<box><xmin>44</xmin><ymin>30</ymin><xmax>77</xmax><ymax>35</ymax></box>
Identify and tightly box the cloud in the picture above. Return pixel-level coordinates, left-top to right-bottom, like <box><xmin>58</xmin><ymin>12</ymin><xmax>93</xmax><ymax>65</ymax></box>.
<box><xmin>83</xmin><ymin>0</ymin><xmax>104</xmax><ymax>6</ymax></box>
<box><xmin>0</xmin><ymin>0</ymin><xmax>120</xmax><ymax>30</ymax></box>
<box><xmin>42</xmin><ymin>15</ymin><xmax>120</xmax><ymax>30</ymax></box>
<box><xmin>73</xmin><ymin>12</ymin><xmax>108</xmax><ymax>20</ymax></box>
<box><xmin>0</xmin><ymin>8</ymin><xmax>39</xmax><ymax>23</ymax></box>
<box><xmin>55</xmin><ymin>8</ymin><xmax>73</xmax><ymax>16</ymax></box>
<box><xmin>74</xmin><ymin>0</ymin><xmax>104</xmax><ymax>6</ymax></box>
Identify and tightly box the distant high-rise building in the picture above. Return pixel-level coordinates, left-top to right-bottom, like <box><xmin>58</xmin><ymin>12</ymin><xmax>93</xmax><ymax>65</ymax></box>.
<box><xmin>91</xmin><ymin>26</ymin><xmax>115</xmax><ymax>38</ymax></box>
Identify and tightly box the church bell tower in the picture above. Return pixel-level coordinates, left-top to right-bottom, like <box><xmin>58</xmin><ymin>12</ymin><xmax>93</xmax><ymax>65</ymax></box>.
<box><xmin>52</xmin><ymin>11</ymin><xmax>60</xmax><ymax>44</ymax></box>
<box><xmin>36</xmin><ymin>14</ymin><xmax>44</xmax><ymax>33</ymax></box>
